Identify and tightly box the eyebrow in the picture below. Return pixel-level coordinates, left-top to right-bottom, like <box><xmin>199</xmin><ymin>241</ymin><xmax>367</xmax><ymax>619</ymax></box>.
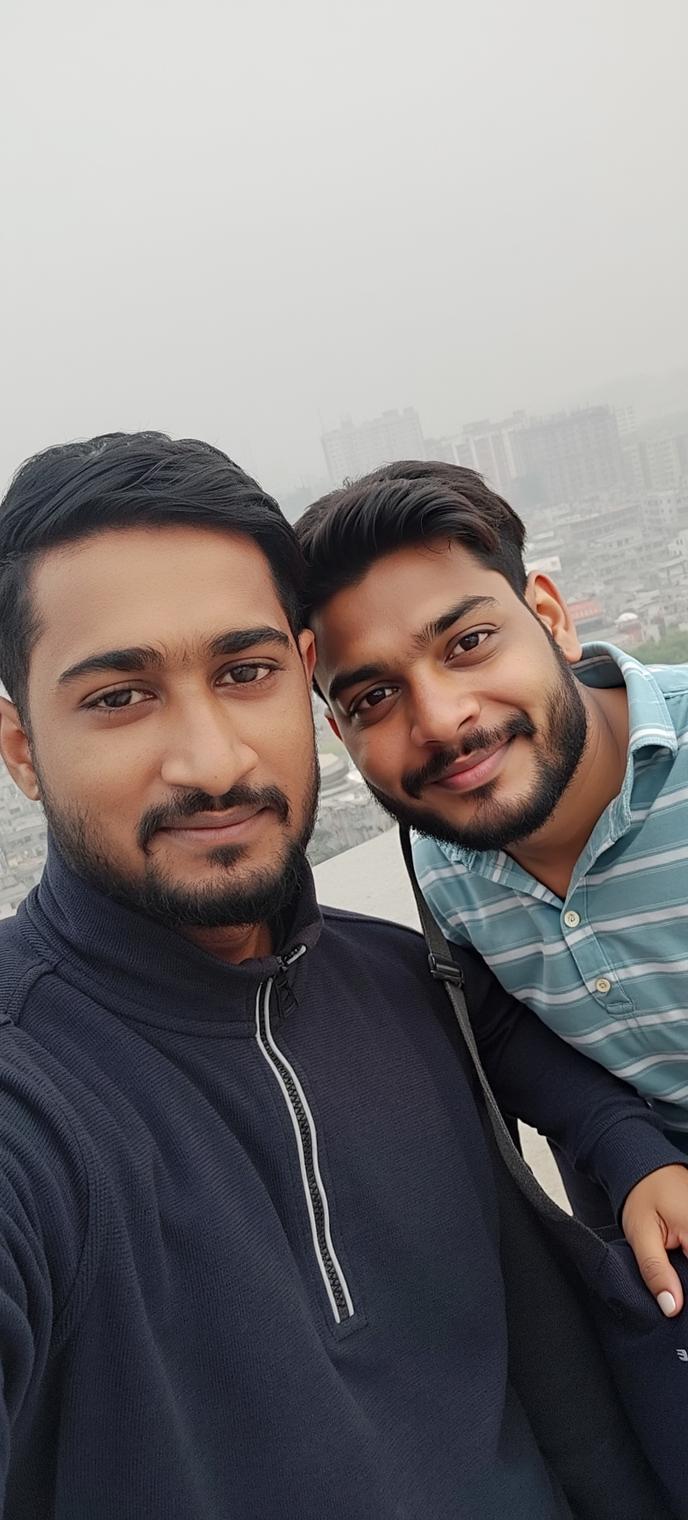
<box><xmin>327</xmin><ymin>596</ymin><xmax>498</xmax><ymax>707</ymax></box>
<box><xmin>415</xmin><ymin>596</ymin><xmax>497</xmax><ymax>648</ymax></box>
<box><xmin>329</xmin><ymin>663</ymin><xmax>386</xmax><ymax>707</ymax></box>
<box><xmin>57</xmin><ymin>626</ymin><xmax>291</xmax><ymax>687</ymax></box>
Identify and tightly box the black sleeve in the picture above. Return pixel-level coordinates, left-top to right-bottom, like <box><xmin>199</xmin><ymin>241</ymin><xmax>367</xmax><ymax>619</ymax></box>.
<box><xmin>456</xmin><ymin>945</ymin><xmax>687</xmax><ymax>1216</ymax></box>
<box><xmin>0</xmin><ymin>1044</ymin><xmax>92</xmax><ymax>1494</ymax></box>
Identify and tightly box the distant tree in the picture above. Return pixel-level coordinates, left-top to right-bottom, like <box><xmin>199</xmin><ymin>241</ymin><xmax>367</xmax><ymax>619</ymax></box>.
<box><xmin>635</xmin><ymin>630</ymin><xmax>688</xmax><ymax>666</ymax></box>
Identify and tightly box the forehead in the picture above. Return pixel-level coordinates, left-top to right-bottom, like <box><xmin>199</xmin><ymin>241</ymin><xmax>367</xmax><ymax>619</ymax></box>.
<box><xmin>29</xmin><ymin>525</ymin><xmax>288</xmax><ymax>674</ymax></box>
<box><xmin>314</xmin><ymin>542</ymin><xmax>509</xmax><ymax>674</ymax></box>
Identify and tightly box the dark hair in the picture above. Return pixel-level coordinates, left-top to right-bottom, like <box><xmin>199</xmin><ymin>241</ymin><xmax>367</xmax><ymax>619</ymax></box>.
<box><xmin>296</xmin><ymin>459</ymin><xmax>527</xmax><ymax>619</ymax></box>
<box><xmin>0</xmin><ymin>431</ymin><xmax>304</xmax><ymax>719</ymax></box>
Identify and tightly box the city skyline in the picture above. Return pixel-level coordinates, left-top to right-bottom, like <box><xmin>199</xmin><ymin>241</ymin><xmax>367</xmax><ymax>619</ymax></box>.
<box><xmin>279</xmin><ymin>363</ymin><xmax>688</xmax><ymax>512</ymax></box>
<box><xmin>299</xmin><ymin>376</ymin><xmax>688</xmax><ymax>496</ymax></box>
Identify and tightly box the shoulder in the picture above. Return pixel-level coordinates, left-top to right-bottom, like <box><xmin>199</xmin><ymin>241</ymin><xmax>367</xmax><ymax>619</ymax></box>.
<box><xmin>410</xmin><ymin>832</ymin><xmax>458</xmax><ymax>881</ymax></box>
<box><xmin>0</xmin><ymin>899</ymin><xmax>53</xmax><ymax>1021</ymax></box>
<box><xmin>0</xmin><ymin>1019</ymin><xmax>91</xmax><ymax>1195</ymax></box>
<box><xmin>411</xmin><ymin>832</ymin><xmax>470</xmax><ymax>892</ymax></box>
<box><xmin>0</xmin><ymin>902</ymin><xmax>33</xmax><ymax>961</ymax></box>
<box><xmin>622</xmin><ymin>652</ymin><xmax>688</xmax><ymax>709</ymax></box>
<box><xmin>0</xmin><ymin>894</ymin><xmax>57</xmax><ymax>1023</ymax></box>
<box><xmin>317</xmin><ymin>906</ymin><xmax>500</xmax><ymax>1045</ymax></box>
<box><xmin>319</xmin><ymin>901</ymin><xmax>485</xmax><ymax>993</ymax></box>
<box><xmin>0</xmin><ymin>1019</ymin><xmax>97</xmax><ymax>1325</ymax></box>
<box><xmin>0</xmin><ymin>902</ymin><xmax>96</xmax><ymax>1252</ymax></box>
<box><xmin>411</xmin><ymin>831</ymin><xmax>470</xmax><ymax>880</ymax></box>
<box><xmin>319</xmin><ymin>901</ymin><xmax>453</xmax><ymax>988</ymax></box>
<box><xmin>318</xmin><ymin>906</ymin><xmax>515</xmax><ymax>1047</ymax></box>
<box><xmin>408</xmin><ymin>834</ymin><xmax>473</xmax><ymax>944</ymax></box>
<box><xmin>320</xmin><ymin>903</ymin><xmax>425</xmax><ymax>960</ymax></box>
<box><xmin>638</xmin><ymin>661</ymin><xmax>688</xmax><ymax>757</ymax></box>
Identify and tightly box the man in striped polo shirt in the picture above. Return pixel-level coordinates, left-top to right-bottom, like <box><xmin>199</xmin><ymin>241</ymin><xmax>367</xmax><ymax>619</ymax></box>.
<box><xmin>296</xmin><ymin>460</ymin><xmax>688</xmax><ymax>1210</ymax></box>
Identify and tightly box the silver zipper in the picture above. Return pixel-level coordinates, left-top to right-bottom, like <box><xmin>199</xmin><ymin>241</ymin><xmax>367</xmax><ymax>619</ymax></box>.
<box><xmin>254</xmin><ymin>962</ymin><xmax>355</xmax><ymax>1324</ymax></box>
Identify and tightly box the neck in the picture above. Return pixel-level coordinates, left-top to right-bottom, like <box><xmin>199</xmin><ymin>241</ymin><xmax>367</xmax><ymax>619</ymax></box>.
<box><xmin>179</xmin><ymin>919</ymin><xmax>273</xmax><ymax>964</ymax></box>
<box><xmin>506</xmin><ymin>682</ymin><xmax>629</xmax><ymax>898</ymax></box>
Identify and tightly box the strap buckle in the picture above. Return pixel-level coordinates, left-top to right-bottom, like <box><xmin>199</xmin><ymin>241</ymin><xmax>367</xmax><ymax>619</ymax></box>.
<box><xmin>427</xmin><ymin>952</ymin><xmax>464</xmax><ymax>986</ymax></box>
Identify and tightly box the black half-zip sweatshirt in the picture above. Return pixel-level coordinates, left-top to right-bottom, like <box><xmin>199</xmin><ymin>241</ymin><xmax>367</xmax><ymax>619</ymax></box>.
<box><xmin>0</xmin><ymin>841</ymin><xmax>683</xmax><ymax>1519</ymax></box>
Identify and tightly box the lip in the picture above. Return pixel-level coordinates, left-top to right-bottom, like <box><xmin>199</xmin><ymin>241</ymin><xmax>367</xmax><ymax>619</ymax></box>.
<box><xmin>432</xmin><ymin>740</ymin><xmax>511</xmax><ymax>795</ymax></box>
<box><xmin>157</xmin><ymin>807</ymin><xmax>270</xmax><ymax>847</ymax></box>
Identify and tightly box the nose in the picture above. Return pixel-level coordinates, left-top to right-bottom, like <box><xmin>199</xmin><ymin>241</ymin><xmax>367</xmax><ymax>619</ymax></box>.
<box><xmin>409</xmin><ymin>673</ymin><xmax>481</xmax><ymax>749</ymax></box>
<box><xmin>159</xmin><ymin>698</ymin><xmax>259</xmax><ymax>796</ymax></box>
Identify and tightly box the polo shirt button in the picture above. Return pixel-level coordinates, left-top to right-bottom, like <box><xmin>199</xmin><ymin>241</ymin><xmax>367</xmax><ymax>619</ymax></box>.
<box><xmin>564</xmin><ymin>910</ymin><xmax>581</xmax><ymax>929</ymax></box>
<box><xmin>595</xmin><ymin>977</ymin><xmax>612</xmax><ymax>995</ymax></box>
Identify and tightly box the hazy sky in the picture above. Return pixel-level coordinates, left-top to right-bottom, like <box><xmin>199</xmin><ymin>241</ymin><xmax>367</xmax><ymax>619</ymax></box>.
<box><xmin>1</xmin><ymin>0</ymin><xmax>686</xmax><ymax>498</ymax></box>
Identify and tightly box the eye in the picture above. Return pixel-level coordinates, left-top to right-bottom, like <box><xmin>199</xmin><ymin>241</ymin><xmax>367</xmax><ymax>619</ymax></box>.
<box><xmin>219</xmin><ymin>662</ymin><xmax>274</xmax><ymax>686</ymax></box>
<box><xmin>449</xmin><ymin>629</ymin><xmax>493</xmax><ymax>657</ymax></box>
<box><xmin>349</xmin><ymin>684</ymin><xmax>397</xmax><ymax>718</ymax></box>
<box><xmin>86</xmin><ymin>687</ymin><xmax>150</xmax><ymax>711</ymax></box>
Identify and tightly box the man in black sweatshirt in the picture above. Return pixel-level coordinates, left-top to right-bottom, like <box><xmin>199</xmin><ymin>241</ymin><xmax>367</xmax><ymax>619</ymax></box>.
<box><xmin>0</xmin><ymin>431</ymin><xmax>685</xmax><ymax>1519</ymax></box>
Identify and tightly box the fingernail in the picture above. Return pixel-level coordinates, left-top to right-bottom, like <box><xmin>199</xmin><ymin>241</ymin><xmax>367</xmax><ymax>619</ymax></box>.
<box><xmin>657</xmin><ymin>1291</ymin><xmax>677</xmax><ymax>1317</ymax></box>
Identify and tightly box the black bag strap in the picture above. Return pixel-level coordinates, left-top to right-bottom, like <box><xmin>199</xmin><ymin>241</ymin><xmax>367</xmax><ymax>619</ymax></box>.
<box><xmin>399</xmin><ymin>826</ymin><xmax>606</xmax><ymax>1249</ymax></box>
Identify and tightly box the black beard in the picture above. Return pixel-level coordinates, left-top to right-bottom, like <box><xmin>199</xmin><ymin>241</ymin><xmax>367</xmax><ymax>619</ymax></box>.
<box><xmin>36</xmin><ymin>762</ymin><xmax>320</xmax><ymax>931</ymax></box>
<box><xmin>367</xmin><ymin>644</ymin><xmax>588</xmax><ymax>854</ymax></box>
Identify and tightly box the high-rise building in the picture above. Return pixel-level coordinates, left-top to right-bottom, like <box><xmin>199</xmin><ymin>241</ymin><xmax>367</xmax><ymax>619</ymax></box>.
<box><xmin>642</xmin><ymin>433</ymin><xmax>688</xmax><ymax>493</ymax></box>
<box><xmin>424</xmin><ymin>413</ymin><xmax>528</xmax><ymax>499</ymax></box>
<box><xmin>614</xmin><ymin>404</ymin><xmax>637</xmax><ymax>438</ymax></box>
<box><xmin>621</xmin><ymin>436</ymin><xmax>648</xmax><ymax>493</ymax></box>
<box><xmin>321</xmin><ymin>408</ymin><xmax>426</xmax><ymax>485</ymax></box>
<box><xmin>511</xmin><ymin>406</ymin><xmax>624</xmax><ymax>505</ymax></box>
<box><xmin>459</xmin><ymin>415</ymin><xmax>526</xmax><ymax>497</ymax></box>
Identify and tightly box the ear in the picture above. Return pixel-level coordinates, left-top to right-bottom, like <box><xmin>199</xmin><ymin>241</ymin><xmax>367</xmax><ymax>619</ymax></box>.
<box><xmin>298</xmin><ymin>628</ymin><xmax>317</xmax><ymax>683</ymax></box>
<box><xmin>0</xmin><ymin>698</ymin><xmax>41</xmax><ymax>802</ymax></box>
<box><xmin>524</xmin><ymin>574</ymin><xmax>582</xmax><ymax>664</ymax></box>
<box><xmin>299</xmin><ymin>626</ymin><xmax>341</xmax><ymax>737</ymax></box>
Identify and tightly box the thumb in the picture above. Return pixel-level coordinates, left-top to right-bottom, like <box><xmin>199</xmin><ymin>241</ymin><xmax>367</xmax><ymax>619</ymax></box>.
<box><xmin>626</xmin><ymin>1217</ymin><xmax>683</xmax><ymax>1316</ymax></box>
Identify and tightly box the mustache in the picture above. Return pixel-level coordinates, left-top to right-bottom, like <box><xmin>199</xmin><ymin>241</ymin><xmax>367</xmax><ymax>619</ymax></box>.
<box><xmin>402</xmin><ymin>713</ymin><xmax>536</xmax><ymax>799</ymax></box>
<box><xmin>138</xmin><ymin>785</ymin><xmax>291</xmax><ymax>851</ymax></box>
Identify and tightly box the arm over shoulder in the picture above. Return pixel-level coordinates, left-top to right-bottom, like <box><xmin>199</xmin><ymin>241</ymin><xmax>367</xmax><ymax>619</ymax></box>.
<box><xmin>455</xmin><ymin>946</ymin><xmax>688</xmax><ymax>1218</ymax></box>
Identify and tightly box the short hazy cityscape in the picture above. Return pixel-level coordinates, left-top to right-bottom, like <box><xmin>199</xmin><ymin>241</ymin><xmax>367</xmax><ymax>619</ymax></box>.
<box><xmin>2</xmin><ymin>367</ymin><xmax>688</xmax><ymax>917</ymax></box>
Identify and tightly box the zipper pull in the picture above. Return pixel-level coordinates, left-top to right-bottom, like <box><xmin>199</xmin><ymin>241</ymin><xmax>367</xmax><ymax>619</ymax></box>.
<box><xmin>278</xmin><ymin>944</ymin><xmax>307</xmax><ymax>970</ymax></box>
<box><xmin>274</xmin><ymin>943</ymin><xmax>307</xmax><ymax>1017</ymax></box>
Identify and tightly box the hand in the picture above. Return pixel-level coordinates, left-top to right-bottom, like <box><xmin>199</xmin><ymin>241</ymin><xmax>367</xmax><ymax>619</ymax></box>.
<box><xmin>621</xmin><ymin>1165</ymin><xmax>688</xmax><ymax>1317</ymax></box>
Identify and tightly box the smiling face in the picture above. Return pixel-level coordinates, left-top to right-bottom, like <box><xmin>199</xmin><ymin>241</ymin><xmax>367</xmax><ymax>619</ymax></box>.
<box><xmin>0</xmin><ymin>524</ymin><xmax>318</xmax><ymax>927</ymax></box>
<box><xmin>312</xmin><ymin>540</ymin><xmax>588</xmax><ymax>852</ymax></box>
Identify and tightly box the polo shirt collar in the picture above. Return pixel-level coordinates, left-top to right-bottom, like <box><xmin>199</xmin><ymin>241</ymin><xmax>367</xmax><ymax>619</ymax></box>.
<box><xmin>575</xmin><ymin>641</ymin><xmax>677</xmax><ymax>760</ymax></box>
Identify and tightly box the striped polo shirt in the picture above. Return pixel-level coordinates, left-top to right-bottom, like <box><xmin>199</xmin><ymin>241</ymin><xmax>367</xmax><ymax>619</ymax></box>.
<box><xmin>413</xmin><ymin>643</ymin><xmax>688</xmax><ymax>1132</ymax></box>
